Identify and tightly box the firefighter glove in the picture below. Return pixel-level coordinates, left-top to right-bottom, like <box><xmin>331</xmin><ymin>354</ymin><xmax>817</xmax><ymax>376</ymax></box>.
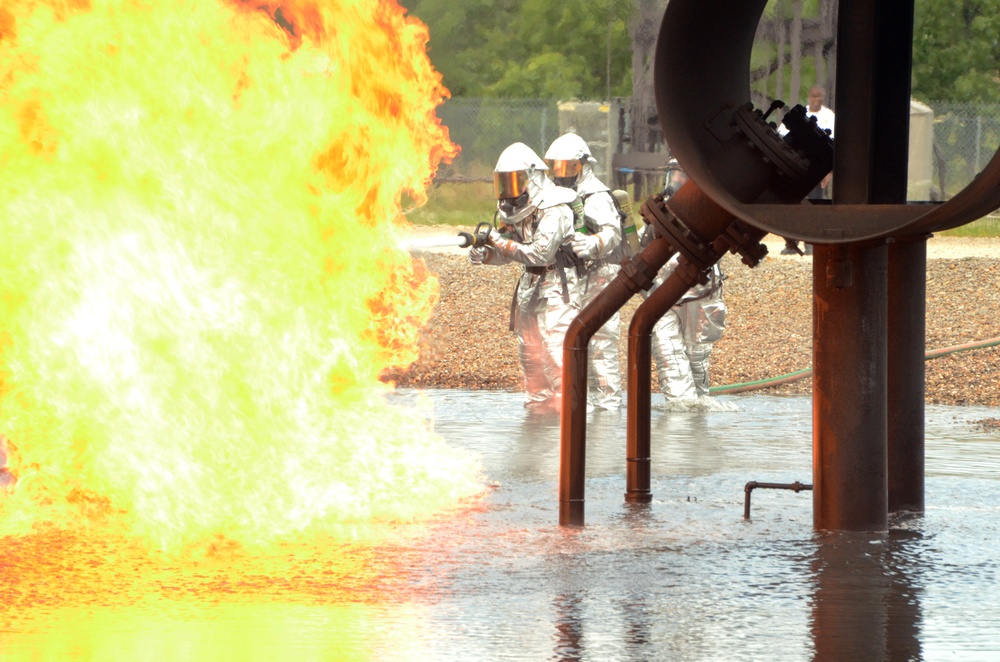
<box><xmin>469</xmin><ymin>246</ymin><xmax>487</xmax><ymax>265</ymax></box>
<box><xmin>570</xmin><ymin>232</ymin><xmax>602</xmax><ymax>260</ymax></box>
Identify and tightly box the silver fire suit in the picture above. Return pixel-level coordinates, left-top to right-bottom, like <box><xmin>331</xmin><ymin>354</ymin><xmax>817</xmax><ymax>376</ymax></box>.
<box><xmin>572</xmin><ymin>171</ymin><xmax>624</xmax><ymax>409</ymax></box>
<box><xmin>644</xmin><ymin>249</ymin><xmax>727</xmax><ymax>400</ymax></box>
<box><xmin>476</xmin><ymin>183</ymin><xmax>578</xmax><ymax>410</ymax></box>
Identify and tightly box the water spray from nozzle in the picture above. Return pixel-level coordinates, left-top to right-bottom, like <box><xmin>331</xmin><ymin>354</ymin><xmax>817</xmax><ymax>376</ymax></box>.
<box><xmin>401</xmin><ymin>222</ymin><xmax>494</xmax><ymax>253</ymax></box>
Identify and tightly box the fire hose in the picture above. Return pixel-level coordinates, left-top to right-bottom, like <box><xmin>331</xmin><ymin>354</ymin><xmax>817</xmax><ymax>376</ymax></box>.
<box><xmin>733</xmin><ymin>336</ymin><xmax>1000</xmax><ymax>520</ymax></box>
<box><xmin>711</xmin><ymin>336</ymin><xmax>1000</xmax><ymax>395</ymax></box>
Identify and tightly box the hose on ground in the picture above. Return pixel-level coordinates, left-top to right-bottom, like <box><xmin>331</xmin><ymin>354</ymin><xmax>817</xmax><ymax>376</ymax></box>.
<box><xmin>710</xmin><ymin>336</ymin><xmax>1000</xmax><ymax>395</ymax></box>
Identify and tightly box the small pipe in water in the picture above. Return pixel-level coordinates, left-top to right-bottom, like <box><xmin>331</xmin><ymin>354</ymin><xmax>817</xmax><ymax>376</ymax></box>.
<box><xmin>743</xmin><ymin>481</ymin><xmax>813</xmax><ymax>520</ymax></box>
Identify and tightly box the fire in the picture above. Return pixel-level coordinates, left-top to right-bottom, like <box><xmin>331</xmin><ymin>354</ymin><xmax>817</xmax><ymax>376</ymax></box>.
<box><xmin>0</xmin><ymin>0</ymin><xmax>481</xmax><ymax>550</ymax></box>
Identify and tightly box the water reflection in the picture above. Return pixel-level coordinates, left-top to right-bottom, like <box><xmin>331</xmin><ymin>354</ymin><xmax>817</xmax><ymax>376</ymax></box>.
<box><xmin>651</xmin><ymin>407</ymin><xmax>724</xmax><ymax>475</ymax></box>
<box><xmin>809</xmin><ymin>529</ymin><xmax>923</xmax><ymax>660</ymax></box>
<box><xmin>1</xmin><ymin>390</ymin><xmax>998</xmax><ymax>660</ymax></box>
<box><xmin>512</xmin><ymin>408</ymin><xmax>562</xmax><ymax>478</ymax></box>
<box><xmin>552</xmin><ymin>592</ymin><xmax>585</xmax><ymax>660</ymax></box>
<box><xmin>405</xmin><ymin>390</ymin><xmax>1000</xmax><ymax>661</ymax></box>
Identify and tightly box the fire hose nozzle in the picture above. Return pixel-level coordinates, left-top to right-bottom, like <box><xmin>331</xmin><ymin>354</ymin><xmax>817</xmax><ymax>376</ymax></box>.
<box><xmin>458</xmin><ymin>221</ymin><xmax>495</xmax><ymax>249</ymax></box>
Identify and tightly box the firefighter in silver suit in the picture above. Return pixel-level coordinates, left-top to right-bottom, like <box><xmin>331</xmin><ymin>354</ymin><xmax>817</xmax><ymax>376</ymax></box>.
<box><xmin>646</xmin><ymin>254</ymin><xmax>727</xmax><ymax>399</ymax></box>
<box><xmin>469</xmin><ymin>142</ymin><xmax>579</xmax><ymax>412</ymax></box>
<box><xmin>642</xmin><ymin>162</ymin><xmax>727</xmax><ymax>400</ymax></box>
<box><xmin>544</xmin><ymin>132</ymin><xmax>624</xmax><ymax>410</ymax></box>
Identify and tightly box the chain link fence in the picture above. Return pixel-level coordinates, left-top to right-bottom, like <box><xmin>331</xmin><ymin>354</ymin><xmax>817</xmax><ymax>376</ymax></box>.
<box><xmin>927</xmin><ymin>102</ymin><xmax>1000</xmax><ymax>210</ymax></box>
<box><xmin>436</xmin><ymin>98</ymin><xmax>560</xmax><ymax>182</ymax></box>
<box><xmin>437</xmin><ymin>98</ymin><xmax>624</xmax><ymax>185</ymax></box>
<box><xmin>437</xmin><ymin>97</ymin><xmax>999</xmax><ymax>216</ymax></box>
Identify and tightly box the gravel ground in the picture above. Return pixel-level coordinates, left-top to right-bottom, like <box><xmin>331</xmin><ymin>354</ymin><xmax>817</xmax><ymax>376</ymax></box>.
<box><xmin>387</xmin><ymin>231</ymin><xmax>1000</xmax><ymax>413</ymax></box>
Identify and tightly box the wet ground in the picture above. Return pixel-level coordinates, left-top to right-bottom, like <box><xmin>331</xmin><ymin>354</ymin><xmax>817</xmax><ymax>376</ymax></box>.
<box><xmin>2</xmin><ymin>389</ymin><xmax>999</xmax><ymax>660</ymax></box>
<box><xmin>389</xmin><ymin>390</ymin><xmax>1000</xmax><ymax>661</ymax></box>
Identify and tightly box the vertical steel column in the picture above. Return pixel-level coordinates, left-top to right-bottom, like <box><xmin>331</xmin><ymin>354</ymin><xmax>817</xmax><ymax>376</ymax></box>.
<box><xmin>813</xmin><ymin>0</ymin><xmax>907</xmax><ymax>531</ymax></box>
<box><xmin>866</xmin><ymin>0</ymin><xmax>925</xmax><ymax>516</ymax></box>
<box><xmin>813</xmin><ymin>242</ymin><xmax>888</xmax><ymax>530</ymax></box>
<box><xmin>887</xmin><ymin>236</ymin><xmax>926</xmax><ymax>513</ymax></box>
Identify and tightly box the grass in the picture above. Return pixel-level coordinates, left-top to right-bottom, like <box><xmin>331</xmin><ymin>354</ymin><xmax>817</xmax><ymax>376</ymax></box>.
<box><xmin>938</xmin><ymin>215</ymin><xmax>1000</xmax><ymax>237</ymax></box>
<box><xmin>403</xmin><ymin>182</ymin><xmax>496</xmax><ymax>228</ymax></box>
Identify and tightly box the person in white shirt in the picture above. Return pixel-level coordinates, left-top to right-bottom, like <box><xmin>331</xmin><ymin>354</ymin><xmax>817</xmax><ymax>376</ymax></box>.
<box><xmin>782</xmin><ymin>85</ymin><xmax>835</xmax><ymax>256</ymax></box>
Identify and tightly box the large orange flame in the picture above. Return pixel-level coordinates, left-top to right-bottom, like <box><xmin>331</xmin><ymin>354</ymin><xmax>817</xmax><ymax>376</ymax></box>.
<box><xmin>0</xmin><ymin>0</ymin><xmax>481</xmax><ymax>551</ymax></box>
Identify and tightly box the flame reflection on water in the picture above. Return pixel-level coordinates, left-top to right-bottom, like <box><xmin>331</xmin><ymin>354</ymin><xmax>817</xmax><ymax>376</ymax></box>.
<box><xmin>2</xmin><ymin>391</ymin><xmax>999</xmax><ymax>660</ymax></box>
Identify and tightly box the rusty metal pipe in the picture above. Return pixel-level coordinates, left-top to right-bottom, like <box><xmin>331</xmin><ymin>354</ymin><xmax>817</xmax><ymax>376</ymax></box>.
<box><xmin>812</xmin><ymin>242</ymin><xmax>889</xmax><ymax>531</ymax></box>
<box><xmin>887</xmin><ymin>236</ymin><xmax>927</xmax><ymax>514</ymax></box>
<box><xmin>559</xmin><ymin>231</ymin><xmax>675</xmax><ymax>526</ymax></box>
<box><xmin>560</xmin><ymin>59</ymin><xmax>830</xmax><ymax>526</ymax></box>
<box><xmin>625</xmin><ymin>183</ymin><xmax>771</xmax><ymax>503</ymax></box>
<box><xmin>562</xmin><ymin>177</ymin><xmax>758</xmax><ymax>523</ymax></box>
<box><xmin>561</xmin><ymin>127</ymin><xmax>818</xmax><ymax>525</ymax></box>
<box><xmin>625</xmin><ymin>264</ymin><xmax>691</xmax><ymax>503</ymax></box>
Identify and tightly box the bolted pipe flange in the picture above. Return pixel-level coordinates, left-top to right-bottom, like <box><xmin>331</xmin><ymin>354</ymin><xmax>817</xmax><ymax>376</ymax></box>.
<box><xmin>712</xmin><ymin>219</ymin><xmax>770</xmax><ymax>268</ymax></box>
<box><xmin>732</xmin><ymin>103</ymin><xmax>811</xmax><ymax>182</ymax></box>
<box><xmin>641</xmin><ymin>194</ymin><xmax>722</xmax><ymax>272</ymax></box>
<box><xmin>673</xmin><ymin>258</ymin><xmax>707</xmax><ymax>289</ymax></box>
<box><xmin>617</xmin><ymin>253</ymin><xmax>661</xmax><ymax>293</ymax></box>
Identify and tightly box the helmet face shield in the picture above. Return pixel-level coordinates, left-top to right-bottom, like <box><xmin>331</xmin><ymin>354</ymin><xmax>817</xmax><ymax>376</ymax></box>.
<box><xmin>493</xmin><ymin>170</ymin><xmax>529</xmax><ymax>201</ymax></box>
<box><xmin>546</xmin><ymin>159</ymin><xmax>582</xmax><ymax>188</ymax></box>
<box><xmin>546</xmin><ymin>159</ymin><xmax>582</xmax><ymax>180</ymax></box>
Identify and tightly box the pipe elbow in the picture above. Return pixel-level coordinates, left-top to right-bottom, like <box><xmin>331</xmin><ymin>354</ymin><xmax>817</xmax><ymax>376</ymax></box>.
<box><xmin>565</xmin><ymin>315</ymin><xmax>595</xmax><ymax>352</ymax></box>
<box><xmin>630</xmin><ymin>272</ymin><xmax>694</xmax><ymax>338</ymax></box>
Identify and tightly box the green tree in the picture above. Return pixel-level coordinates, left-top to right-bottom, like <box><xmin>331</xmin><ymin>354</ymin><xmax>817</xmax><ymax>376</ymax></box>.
<box><xmin>912</xmin><ymin>0</ymin><xmax>1000</xmax><ymax>102</ymax></box>
<box><xmin>405</xmin><ymin>0</ymin><xmax>633</xmax><ymax>99</ymax></box>
<box><xmin>408</xmin><ymin>0</ymin><xmax>999</xmax><ymax>105</ymax></box>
